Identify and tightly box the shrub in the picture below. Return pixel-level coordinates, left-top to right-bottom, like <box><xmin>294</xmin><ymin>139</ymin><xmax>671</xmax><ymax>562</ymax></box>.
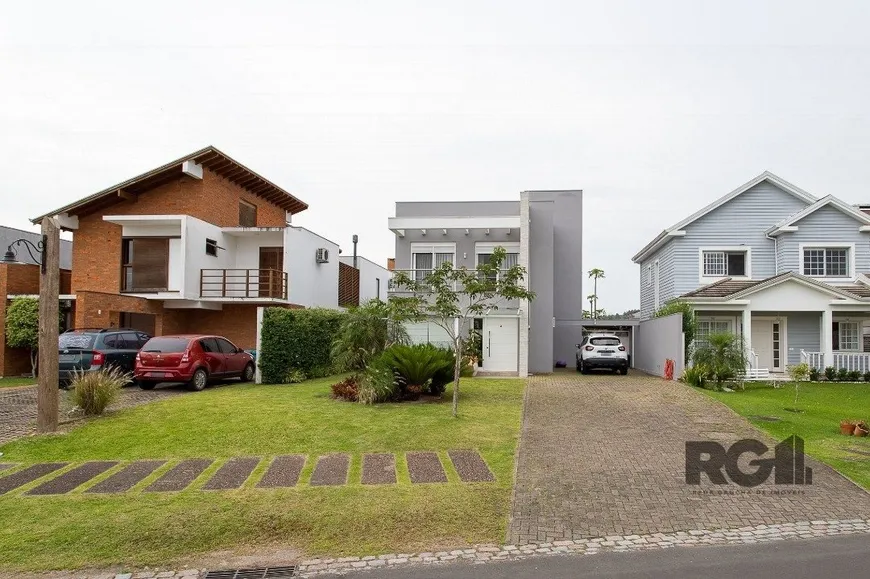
<box><xmin>654</xmin><ymin>301</ymin><xmax>695</xmax><ymax>364</ymax></box>
<box><xmin>285</xmin><ymin>368</ymin><xmax>307</xmax><ymax>384</ymax></box>
<box><xmin>848</xmin><ymin>370</ymin><xmax>861</xmax><ymax>382</ymax></box>
<box><xmin>682</xmin><ymin>364</ymin><xmax>709</xmax><ymax>388</ymax></box>
<box><xmin>358</xmin><ymin>353</ymin><xmax>403</xmax><ymax>404</ymax></box>
<box><xmin>331</xmin><ymin>300</ymin><xmax>409</xmax><ymax>372</ymax></box>
<box><xmin>837</xmin><ymin>367</ymin><xmax>850</xmax><ymax>382</ymax></box>
<box><xmin>259</xmin><ymin>308</ymin><xmax>345</xmax><ymax>383</ymax></box>
<box><xmin>808</xmin><ymin>367</ymin><xmax>821</xmax><ymax>381</ymax></box>
<box><xmin>691</xmin><ymin>333</ymin><xmax>746</xmax><ymax>388</ymax></box>
<box><xmin>71</xmin><ymin>367</ymin><xmax>127</xmax><ymax>415</ymax></box>
<box><xmin>863</xmin><ymin>370</ymin><xmax>870</xmax><ymax>383</ymax></box>
<box><xmin>331</xmin><ymin>376</ymin><xmax>359</xmax><ymax>401</ymax></box>
<box><xmin>383</xmin><ymin>344</ymin><xmax>453</xmax><ymax>392</ymax></box>
<box><xmin>824</xmin><ymin>366</ymin><xmax>836</xmax><ymax>381</ymax></box>
<box><xmin>787</xmin><ymin>362</ymin><xmax>810</xmax><ymax>382</ymax></box>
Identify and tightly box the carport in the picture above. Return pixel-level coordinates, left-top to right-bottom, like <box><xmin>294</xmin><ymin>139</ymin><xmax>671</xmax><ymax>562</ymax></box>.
<box><xmin>578</xmin><ymin>319</ymin><xmax>639</xmax><ymax>368</ymax></box>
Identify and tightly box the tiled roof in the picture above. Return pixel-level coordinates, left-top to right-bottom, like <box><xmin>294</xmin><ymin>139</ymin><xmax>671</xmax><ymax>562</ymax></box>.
<box><xmin>833</xmin><ymin>284</ymin><xmax>870</xmax><ymax>297</ymax></box>
<box><xmin>680</xmin><ymin>278</ymin><xmax>766</xmax><ymax>298</ymax></box>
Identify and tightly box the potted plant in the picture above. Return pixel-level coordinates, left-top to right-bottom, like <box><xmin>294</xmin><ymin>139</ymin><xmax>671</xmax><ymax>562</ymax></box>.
<box><xmin>840</xmin><ymin>420</ymin><xmax>857</xmax><ymax>436</ymax></box>
<box><xmin>855</xmin><ymin>421</ymin><xmax>869</xmax><ymax>437</ymax></box>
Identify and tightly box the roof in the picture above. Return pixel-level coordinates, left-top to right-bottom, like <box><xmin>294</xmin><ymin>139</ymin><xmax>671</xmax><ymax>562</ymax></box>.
<box><xmin>632</xmin><ymin>171</ymin><xmax>817</xmax><ymax>263</ymax></box>
<box><xmin>680</xmin><ymin>271</ymin><xmax>869</xmax><ymax>301</ymax></box>
<box><xmin>0</xmin><ymin>225</ymin><xmax>73</xmax><ymax>270</ymax></box>
<box><xmin>766</xmin><ymin>194</ymin><xmax>870</xmax><ymax>235</ymax></box>
<box><xmin>31</xmin><ymin>146</ymin><xmax>308</xmax><ymax>223</ymax></box>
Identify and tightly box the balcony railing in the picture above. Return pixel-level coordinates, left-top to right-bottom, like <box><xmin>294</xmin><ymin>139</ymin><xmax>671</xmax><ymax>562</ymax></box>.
<box><xmin>388</xmin><ymin>268</ymin><xmax>516</xmax><ymax>292</ymax></box>
<box><xmin>800</xmin><ymin>350</ymin><xmax>870</xmax><ymax>373</ymax></box>
<box><xmin>200</xmin><ymin>268</ymin><xmax>288</xmax><ymax>300</ymax></box>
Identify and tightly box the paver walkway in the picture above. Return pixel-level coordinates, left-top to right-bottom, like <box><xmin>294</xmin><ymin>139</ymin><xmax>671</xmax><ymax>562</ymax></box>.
<box><xmin>508</xmin><ymin>371</ymin><xmax>870</xmax><ymax>544</ymax></box>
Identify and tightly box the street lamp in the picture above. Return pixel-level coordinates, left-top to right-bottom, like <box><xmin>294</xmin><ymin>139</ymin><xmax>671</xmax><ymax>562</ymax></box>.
<box><xmin>1</xmin><ymin>236</ymin><xmax>48</xmax><ymax>272</ymax></box>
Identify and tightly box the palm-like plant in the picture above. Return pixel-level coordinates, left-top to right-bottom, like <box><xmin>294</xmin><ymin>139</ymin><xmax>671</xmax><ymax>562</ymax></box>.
<box><xmin>331</xmin><ymin>299</ymin><xmax>408</xmax><ymax>372</ymax></box>
<box><xmin>588</xmin><ymin>268</ymin><xmax>605</xmax><ymax>318</ymax></box>
<box><xmin>383</xmin><ymin>344</ymin><xmax>453</xmax><ymax>387</ymax></box>
<box><xmin>691</xmin><ymin>333</ymin><xmax>747</xmax><ymax>389</ymax></box>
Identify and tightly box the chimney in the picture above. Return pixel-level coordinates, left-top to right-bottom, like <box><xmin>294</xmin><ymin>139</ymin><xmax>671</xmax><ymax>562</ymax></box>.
<box><xmin>352</xmin><ymin>234</ymin><xmax>358</xmax><ymax>268</ymax></box>
<box><xmin>387</xmin><ymin>258</ymin><xmax>395</xmax><ymax>271</ymax></box>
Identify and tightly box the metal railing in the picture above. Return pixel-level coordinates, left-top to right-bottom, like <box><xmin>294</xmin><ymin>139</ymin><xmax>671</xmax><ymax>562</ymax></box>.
<box><xmin>200</xmin><ymin>268</ymin><xmax>288</xmax><ymax>299</ymax></box>
<box><xmin>388</xmin><ymin>268</ymin><xmax>515</xmax><ymax>292</ymax></box>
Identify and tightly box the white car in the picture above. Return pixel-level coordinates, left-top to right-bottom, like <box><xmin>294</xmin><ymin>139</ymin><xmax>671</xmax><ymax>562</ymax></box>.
<box><xmin>576</xmin><ymin>333</ymin><xmax>629</xmax><ymax>375</ymax></box>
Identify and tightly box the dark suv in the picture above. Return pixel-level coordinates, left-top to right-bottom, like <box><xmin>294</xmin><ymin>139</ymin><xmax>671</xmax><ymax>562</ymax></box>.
<box><xmin>58</xmin><ymin>328</ymin><xmax>152</xmax><ymax>388</ymax></box>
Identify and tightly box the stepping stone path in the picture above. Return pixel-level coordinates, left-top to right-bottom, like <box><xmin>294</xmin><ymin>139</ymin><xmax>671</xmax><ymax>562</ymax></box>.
<box><xmin>406</xmin><ymin>451</ymin><xmax>448</xmax><ymax>483</ymax></box>
<box><xmin>257</xmin><ymin>455</ymin><xmax>305</xmax><ymax>488</ymax></box>
<box><xmin>86</xmin><ymin>460</ymin><xmax>166</xmax><ymax>494</ymax></box>
<box><xmin>448</xmin><ymin>450</ymin><xmax>495</xmax><ymax>482</ymax></box>
<box><xmin>144</xmin><ymin>459</ymin><xmax>213</xmax><ymax>492</ymax></box>
<box><xmin>0</xmin><ymin>463</ymin><xmax>67</xmax><ymax>495</ymax></box>
<box><xmin>0</xmin><ymin>450</ymin><xmax>494</xmax><ymax>495</ymax></box>
<box><xmin>361</xmin><ymin>453</ymin><xmax>396</xmax><ymax>485</ymax></box>
<box><xmin>26</xmin><ymin>461</ymin><xmax>118</xmax><ymax>495</ymax></box>
<box><xmin>310</xmin><ymin>454</ymin><xmax>350</xmax><ymax>486</ymax></box>
<box><xmin>203</xmin><ymin>457</ymin><xmax>260</xmax><ymax>490</ymax></box>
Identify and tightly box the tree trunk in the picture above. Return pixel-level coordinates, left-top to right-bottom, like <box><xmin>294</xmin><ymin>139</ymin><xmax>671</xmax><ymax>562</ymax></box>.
<box><xmin>37</xmin><ymin>217</ymin><xmax>60</xmax><ymax>433</ymax></box>
<box><xmin>452</xmin><ymin>337</ymin><xmax>462</xmax><ymax>418</ymax></box>
<box><xmin>593</xmin><ymin>277</ymin><xmax>598</xmax><ymax>319</ymax></box>
<box><xmin>30</xmin><ymin>348</ymin><xmax>38</xmax><ymax>379</ymax></box>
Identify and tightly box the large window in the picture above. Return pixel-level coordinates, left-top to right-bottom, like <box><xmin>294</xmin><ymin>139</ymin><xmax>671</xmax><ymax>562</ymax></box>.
<box><xmin>696</xmin><ymin>319</ymin><xmax>732</xmax><ymax>349</ymax></box>
<box><xmin>411</xmin><ymin>244</ymin><xmax>455</xmax><ymax>282</ymax></box>
<box><xmin>803</xmin><ymin>247</ymin><xmax>848</xmax><ymax>277</ymax></box>
<box><xmin>239</xmin><ymin>200</ymin><xmax>257</xmax><ymax>227</ymax></box>
<box><xmin>702</xmin><ymin>250</ymin><xmax>746</xmax><ymax>277</ymax></box>
<box><xmin>833</xmin><ymin>321</ymin><xmax>860</xmax><ymax>351</ymax></box>
<box><xmin>121</xmin><ymin>238</ymin><xmax>169</xmax><ymax>292</ymax></box>
<box><xmin>477</xmin><ymin>251</ymin><xmax>519</xmax><ymax>281</ymax></box>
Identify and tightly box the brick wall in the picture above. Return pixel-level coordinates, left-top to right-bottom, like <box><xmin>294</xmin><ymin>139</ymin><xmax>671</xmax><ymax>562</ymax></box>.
<box><xmin>71</xmin><ymin>168</ymin><xmax>288</xmax><ymax>294</ymax></box>
<box><xmin>338</xmin><ymin>262</ymin><xmax>360</xmax><ymax>307</ymax></box>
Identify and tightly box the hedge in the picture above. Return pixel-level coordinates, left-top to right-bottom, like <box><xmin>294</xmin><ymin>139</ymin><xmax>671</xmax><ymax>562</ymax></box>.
<box><xmin>259</xmin><ymin>307</ymin><xmax>345</xmax><ymax>383</ymax></box>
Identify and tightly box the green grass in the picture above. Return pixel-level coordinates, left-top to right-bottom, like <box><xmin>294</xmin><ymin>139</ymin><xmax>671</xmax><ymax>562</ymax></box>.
<box><xmin>0</xmin><ymin>376</ymin><xmax>35</xmax><ymax>389</ymax></box>
<box><xmin>703</xmin><ymin>382</ymin><xmax>870</xmax><ymax>490</ymax></box>
<box><xmin>0</xmin><ymin>376</ymin><xmax>525</xmax><ymax>572</ymax></box>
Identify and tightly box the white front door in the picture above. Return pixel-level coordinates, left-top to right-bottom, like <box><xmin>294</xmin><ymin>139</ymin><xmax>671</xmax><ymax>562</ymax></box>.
<box><xmin>482</xmin><ymin>317</ymin><xmax>518</xmax><ymax>372</ymax></box>
<box><xmin>751</xmin><ymin>319</ymin><xmax>785</xmax><ymax>372</ymax></box>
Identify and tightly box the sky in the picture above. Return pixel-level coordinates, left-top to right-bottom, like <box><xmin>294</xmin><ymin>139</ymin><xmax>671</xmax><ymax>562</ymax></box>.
<box><xmin>2</xmin><ymin>1</ymin><xmax>870</xmax><ymax>313</ymax></box>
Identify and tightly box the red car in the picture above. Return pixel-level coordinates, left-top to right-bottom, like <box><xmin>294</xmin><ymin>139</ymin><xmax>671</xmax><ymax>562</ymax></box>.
<box><xmin>134</xmin><ymin>335</ymin><xmax>255</xmax><ymax>391</ymax></box>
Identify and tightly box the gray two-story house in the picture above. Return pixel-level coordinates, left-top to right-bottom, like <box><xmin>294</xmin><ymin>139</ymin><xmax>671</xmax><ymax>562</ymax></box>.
<box><xmin>633</xmin><ymin>171</ymin><xmax>870</xmax><ymax>374</ymax></box>
<box><xmin>388</xmin><ymin>191</ymin><xmax>583</xmax><ymax>377</ymax></box>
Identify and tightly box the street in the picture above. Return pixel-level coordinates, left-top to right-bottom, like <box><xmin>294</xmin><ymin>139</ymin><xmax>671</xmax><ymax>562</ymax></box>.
<box><xmin>318</xmin><ymin>534</ymin><xmax>870</xmax><ymax>578</ymax></box>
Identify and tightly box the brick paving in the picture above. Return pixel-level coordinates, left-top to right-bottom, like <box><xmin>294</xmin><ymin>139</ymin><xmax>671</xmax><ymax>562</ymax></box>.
<box><xmin>0</xmin><ymin>384</ymin><xmax>185</xmax><ymax>444</ymax></box>
<box><xmin>507</xmin><ymin>371</ymin><xmax>870</xmax><ymax>544</ymax></box>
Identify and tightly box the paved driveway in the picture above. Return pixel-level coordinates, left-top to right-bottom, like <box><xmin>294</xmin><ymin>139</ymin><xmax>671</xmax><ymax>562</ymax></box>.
<box><xmin>508</xmin><ymin>371</ymin><xmax>870</xmax><ymax>544</ymax></box>
<box><xmin>0</xmin><ymin>384</ymin><xmax>185</xmax><ymax>444</ymax></box>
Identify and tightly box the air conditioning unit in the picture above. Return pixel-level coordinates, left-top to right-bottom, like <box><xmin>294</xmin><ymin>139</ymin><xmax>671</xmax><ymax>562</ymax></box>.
<box><xmin>315</xmin><ymin>248</ymin><xmax>330</xmax><ymax>263</ymax></box>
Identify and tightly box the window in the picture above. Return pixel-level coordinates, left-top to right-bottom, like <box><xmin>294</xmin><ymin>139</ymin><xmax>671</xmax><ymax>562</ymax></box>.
<box><xmin>477</xmin><ymin>251</ymin><xmax>519</xmax><ymax>281</ymax></box>
<box><xmin>833</xmin><ymin>321</ymin><xmax>860</xmax><ymax>351</ymax></box>
<box><xmin>411</xmin><ymin>244</ymin><xmax>455</xmax><ymax>282</ymax></box>
<box><xmin>772</xmin><ymin>323</ymin><xmax>781</xmax><ymax>370</ymax></box>
<box><xmin>696</xmin><ymin>319</ymin><xmax>732</xmax><ymax>349</ymax></box>
<box><xmin>702</xmin><ymin>250</ymin><xmax>746</xmax><ymax>277</ymax></box>
<box><xmin>199</xmin><ymin>338</ymin><xmax>220</xmax><ymax>353</ymax></box>
<box><xmin>205</xmin><ymin>238</ymin><xmax>218</xmax><ymax>257</ymax></box>
<box><xmin>239</xmin><ymin>200</ymin><xmax>257</xmax><ymax>227</ymax></box>
<box><xmin>590</xmin><ymin>337</ymin><xmax>621</xmax><ymax>346</ymax></box>
<box><xmin>216</xmin><ymin>338</ymin><xmax>239</xmax><ymax>354</ymax></box>
<box><xmin>122</xmin><ymin>238</ymin><xmax>169</xmax><ymax>292</ymax></box>
<box><xmin>803</xmin><ymin>247</ymin><xmax>848</xmax><ymax>277</ymax></box>
<box><xmin>376</xmin><ymin>278</ymin><xmax>381</xmax><ymax>297</ymax></box>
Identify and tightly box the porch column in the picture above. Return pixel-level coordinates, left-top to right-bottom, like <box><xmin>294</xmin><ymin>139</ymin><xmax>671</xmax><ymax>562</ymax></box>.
<box><xmin>741</xmin><ymin>308</ymin><xmax>752</xmax><ymax>368</ymax></box>
<box><xmin>822</xmin><ymin>308</ymin><xmax>834</xmax><ymax>369</ymax></box>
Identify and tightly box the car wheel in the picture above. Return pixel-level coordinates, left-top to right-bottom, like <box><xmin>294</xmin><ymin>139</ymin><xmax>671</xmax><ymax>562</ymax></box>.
<box><xmin>138</xmin><ymin>381</ymin><xmax>156</xmax><ymax>390</ymax></box>
<box><xmin>187</xmin><ymin>368</ymin><xmax>208</xmax><ymax>392</ymax></box>
<box><xmin>619</xmin><ymin>368</ymin><xmax>628</xmax><ymax>376</ymax></box>
<box><xmin>241</xmin><ymin>363</ymin><xmax>255</xmax><ymax>382</ymax></box>
<box><xmin>580</xmin><ymin>360</ymin><xmax>589</xmax><ymax>375</ymax></box>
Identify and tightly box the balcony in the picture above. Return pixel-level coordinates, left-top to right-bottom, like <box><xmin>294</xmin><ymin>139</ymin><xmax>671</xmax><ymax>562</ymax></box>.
<box><xmin>200</xmin><ymin>268</ymin><xmax>288</xmax><ymax>300</ymax></box>
<box><xmin>388</xmin><ymin>268</ymin><xmax>520</xmax><ymax>309</ymax></box>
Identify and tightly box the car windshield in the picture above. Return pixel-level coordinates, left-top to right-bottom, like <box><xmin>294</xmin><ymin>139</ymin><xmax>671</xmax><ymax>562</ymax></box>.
<box><xmin>58</xmin><ymin>333</ymin><xmax>96</xmax><ymax>349</ymax></box>
<box><xmin>590</xmin><ymin>337</ymin><xmax>621</xmax><ymax>346</ymax></box>
<box><xmin>142</xmin><ymin>337</ymin><xmax>190</xmax><ymax>353</ymax></box>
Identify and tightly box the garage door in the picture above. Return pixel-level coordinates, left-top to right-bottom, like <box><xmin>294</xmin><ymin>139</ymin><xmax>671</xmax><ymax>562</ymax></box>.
<box><xmin>405</xmin><ymin>321</ymin><xmax>453</xmax><ymax>348</ymax></box>
<box><xmin>483</xmin><ymin>317</ymin><xmax>518</xmax><ymax>372</ymax></box>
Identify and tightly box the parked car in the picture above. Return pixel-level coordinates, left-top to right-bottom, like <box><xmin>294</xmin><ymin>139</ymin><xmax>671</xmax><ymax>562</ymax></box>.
<box><xmin>576</xmin><ymin>333</ymin><xmax>629</xmax><ymax>375</ymax></box>
<box><xmin>134</xmin><ymin>335</ymin><xmax>255</xmax><ymax>391</ymax></box>
<box><xmin>58</xmin><ymin>328</ymin><xmax>152</xmax><ymax>388</ymax></box>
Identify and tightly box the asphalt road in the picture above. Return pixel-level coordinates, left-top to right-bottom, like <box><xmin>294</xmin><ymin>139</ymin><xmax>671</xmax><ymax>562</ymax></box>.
<box><xmin>318</xmin><ymin>534</ymin><xmax>870</xmax><ymax>578</ymax></box>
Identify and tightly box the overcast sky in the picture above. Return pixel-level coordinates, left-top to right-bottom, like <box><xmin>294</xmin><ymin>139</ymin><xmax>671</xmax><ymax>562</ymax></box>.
<box><xmin>3</xmin><ymin>1</ymin><xmax>870</xmax><ymax>313</ymax></box>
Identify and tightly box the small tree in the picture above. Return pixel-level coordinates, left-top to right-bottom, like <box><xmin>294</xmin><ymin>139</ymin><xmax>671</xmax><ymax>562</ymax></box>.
<box><xmin>786</xmin><ymin>362</ymin><xmax>810</xmax><ymax>411</ymax></box>
<box><xmin>5</xmin><ymin>297</ymin><xmax>42</xmax><ymax>377</ymax></box>
<box><xmin>390</xmin><ymin>247</ymin><xmax>535</xmax><ymax>417</ymax></box>
<box><xmin>331</xmin><ymin>299</ymin><xmax>408</xmax><ymax>372</ymax></box>
<box><xmin>588</xmin><ymin>268</ymin><xmax>605</xmax><ymax>317</ymax></box>
<box><xmin>692</xmin><ymin>332</ymin><xmax>746</xmax><ymax>389</ymax></box>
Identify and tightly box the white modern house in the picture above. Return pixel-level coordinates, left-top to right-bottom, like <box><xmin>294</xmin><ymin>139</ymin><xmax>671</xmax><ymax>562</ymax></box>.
<box><xmin>633</xmin><ymin>171</ymin><xmax>870</xmax><ymax>374</ymax></box>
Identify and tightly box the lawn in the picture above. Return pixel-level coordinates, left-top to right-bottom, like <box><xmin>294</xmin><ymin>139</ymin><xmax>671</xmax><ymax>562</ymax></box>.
<box><xmin>0</xmin><ymin>376</ymin><xmax>35</xmax><ymax>389</ymax></box>
<box><xmin>703</xmin><ymin>382</ymin><xmax>870</xmax><ymax>490</ymax></box>
<box><xmin>0</xmin><ymin>376</ymin><xmax>525</xmax><ymax>572</ymax></box>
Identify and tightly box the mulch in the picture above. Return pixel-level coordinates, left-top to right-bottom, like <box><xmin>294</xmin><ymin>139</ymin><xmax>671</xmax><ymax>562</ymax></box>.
<box><xmin>309</xmin><ymin>454</ymin><xmax>350</xmax><ymax>486</ymax></box>
<box><xmin>361</xmin><ymin>453</ymin><xmax>396</xmax><ymax>485</ymax></box>
<box><xmin>257</xmin><ymin>455</ymin><xmax>306</xmax><ymax>488</ymax></box>
<box><xmin>0</xmin><ymin>463</ymin><xmax>68</xmax><ymax>495</ymax></box>
<box><xmin>26</xmin><ymin>461</ymin><xmax>118</xmax><ymax>495</ymax></box>
<box><xmin>203</xmin><ymin>457</ymin><xmax>260</xmax><ymax>490</ymax></box>
<box><xmin>85</xmin><ymin>460</ymin><xmax>166</xmax><ymax>494</ymax></box>
<box><xmin>406</xmin><ymin>452</ymin><xmax>447</xmax><ymax>483</ymax></box>
<box><xmin>448</xmin><ymin>450</ymin><xmax>495</xmax><ymax>482</ymax></box>
<box><xmin>144</xmin><ymin>459</ymin><xmax>213</xmax><ymax>492</ymax></box>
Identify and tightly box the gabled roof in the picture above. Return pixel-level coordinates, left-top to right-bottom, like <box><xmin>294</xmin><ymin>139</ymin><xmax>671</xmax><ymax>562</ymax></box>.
<box><xmin>680</xmin><ymin>271</ymin><xmax>867</xmax><ymax>301</ymax></box>
<box><xmin>632</xmin><ymin>171</ymin><xmax>817</xmax><ymax>263</ymax></box>
<box><xmin>31</xmin><ymin>146</ymin><xmax>308</xmax><ymax>223</ymax></box>
<box><xmin>765</xmin><ymin>194</ymin><xmax>870</xmax><ymax>235</ymax></box>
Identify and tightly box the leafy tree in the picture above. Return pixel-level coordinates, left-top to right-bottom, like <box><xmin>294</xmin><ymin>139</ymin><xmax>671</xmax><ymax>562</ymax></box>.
<box><xmin>5</xmin><ymin>297</ymin><xmax>42</xmax><ymax>377</ymax></box>
<box><xmin>331</xmin><ymin>299</ymin><xmax>408</xmax><ymax>372</ymax></box>
<box><xmin>654</xmin><ymin>300</ymin><xmax>696</xmax><ymax>364</ymax></box>
<box><xmin>691</xmin><ymin>332</ymin><xmax>746</xmax><ymax>389</ymax></box>
<box><xmin>588</xmin><ymin>268</ymin><xmax>605</xmax><ymax>317</ymax></box>
<box><xmin>786</xmin><ymin>362</ymin><xmax>810</xmax><ymax>411</ymax></box>
<box><xmin>390</xmin><ymin>246</ymin><xmax>535</xmax><ymax>417</ymax></box>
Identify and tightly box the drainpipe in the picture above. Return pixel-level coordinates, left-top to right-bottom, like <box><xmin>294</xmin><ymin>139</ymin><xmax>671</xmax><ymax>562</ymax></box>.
<box><xmin>352</xmin><ymin>234</ymin><xmax>358</xmax><ymax>268</ymax></box>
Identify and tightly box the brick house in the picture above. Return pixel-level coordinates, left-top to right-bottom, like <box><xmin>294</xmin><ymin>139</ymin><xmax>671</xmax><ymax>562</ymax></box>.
<box><xmin>30</xmin><ymin>146</ymin><xmax>327</xmax><ymax>351</ymax></box>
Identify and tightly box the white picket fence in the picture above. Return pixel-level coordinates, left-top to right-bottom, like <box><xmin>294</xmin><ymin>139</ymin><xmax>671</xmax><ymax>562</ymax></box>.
<box><xmin>800</xmin><ymin>350</ymin><xmax>870</xmax><ymax>373</ymax></box>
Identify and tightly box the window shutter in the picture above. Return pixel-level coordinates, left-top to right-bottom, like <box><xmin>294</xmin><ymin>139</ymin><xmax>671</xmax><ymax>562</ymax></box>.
<box><xmin>239</xmin><ymin>201</ymin><xmax>257</xmax><ymax>227</ymax></box>
<box><xmin>129</xmin><ymin>239</ymin><xmax>169</xmax><ymax>290</ymax></box>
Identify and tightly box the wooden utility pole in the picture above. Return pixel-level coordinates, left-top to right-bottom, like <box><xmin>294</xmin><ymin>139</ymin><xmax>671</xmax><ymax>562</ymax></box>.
<box><xmin>37</xmin><ymin>217</ymin><xmax>60</xmax><ymax>433</ymax></box>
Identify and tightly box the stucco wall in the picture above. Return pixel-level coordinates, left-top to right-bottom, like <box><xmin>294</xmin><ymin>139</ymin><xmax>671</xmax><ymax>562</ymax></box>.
<box><xmin>284</xmin><ymin>226</ymin><xmax>339</xmax><ymax>308</ymax></box>
<box><xmin>635</xmin><ymin>313</ymin><xmax>684</xmax><ymax>378</ymax></box>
